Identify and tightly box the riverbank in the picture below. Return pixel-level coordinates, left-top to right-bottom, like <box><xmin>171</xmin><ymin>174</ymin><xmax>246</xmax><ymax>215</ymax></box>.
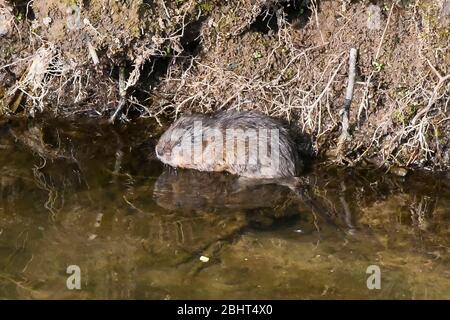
<box><xmin>0</xmin><ymin>0</ymin><xmax>449</xmax><ymax>171</ymax></box>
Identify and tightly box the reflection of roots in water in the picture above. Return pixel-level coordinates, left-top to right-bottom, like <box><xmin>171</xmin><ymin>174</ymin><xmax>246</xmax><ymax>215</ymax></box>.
<box><xmin>410</xmin><ymin>195</ymin><xmax>436</xmax><ymax>231</ymax></box>
<box><xmin>339</xmin><ymin>181</ymin><xmax>356</xmax><ymax>233</ymax></box>
<box><xmin>10</xmin><ymin>126</ymin><xmax>66</xmax><ymax>161</ymax></box>
<box><xmin>9</xmin><ymin>124</ymin><xmax>78</xmax><ymax>217</ymax></box>
<box><xmin>32</xmin><ymin>157</ymin><xmax>64</xmax><ymax>218</ymax></box>
<box><xmin>0</xmin><ymin>274</ymin><xmax>40</xmax><ymax>298</ymax></box>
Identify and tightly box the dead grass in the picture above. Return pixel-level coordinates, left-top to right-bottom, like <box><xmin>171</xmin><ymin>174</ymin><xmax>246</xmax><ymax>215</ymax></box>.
<box><xmin>151</xmin><ymin>0</ymin><xmax>450</xmax><ymax>170</ymax></box>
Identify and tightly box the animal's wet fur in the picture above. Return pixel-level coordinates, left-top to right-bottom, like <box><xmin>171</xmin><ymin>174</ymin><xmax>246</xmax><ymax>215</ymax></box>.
<box><xmin>156</xmin><ymin>111</ymin><xmax>311</xmax><ymax>179</ymax></box>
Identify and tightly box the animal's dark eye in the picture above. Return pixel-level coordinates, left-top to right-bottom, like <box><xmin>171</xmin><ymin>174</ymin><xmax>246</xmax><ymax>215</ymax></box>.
<box><xmin>173</xmin><ymin>135</ymin><xmax>186</xmax><ymax>148</ymax></box>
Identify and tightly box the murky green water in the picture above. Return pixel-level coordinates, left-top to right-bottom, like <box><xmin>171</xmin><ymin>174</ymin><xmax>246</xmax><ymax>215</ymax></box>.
<box><xmin>0</xmin><ymin>117</ymin><xmax>449</xmax><ymax>299</ymax></box>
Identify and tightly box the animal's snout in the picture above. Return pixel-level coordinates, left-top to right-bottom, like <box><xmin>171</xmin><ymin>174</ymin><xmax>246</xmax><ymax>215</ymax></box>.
<box><xmin>155</xmin><ymin>145</ymin><xmax>162</xmax><ymax>158</ymax></box>
<box><xmin>156</xmin><ymin>143</ymin><xmax>171</xmax><ymax>160</ymax></box>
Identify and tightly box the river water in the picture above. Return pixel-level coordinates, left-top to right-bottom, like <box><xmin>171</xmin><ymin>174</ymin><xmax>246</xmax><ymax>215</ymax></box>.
<box><xmin>0</xmin><ymin>117</ymin><xmax>449</xmax><ymax>299</ymax></box>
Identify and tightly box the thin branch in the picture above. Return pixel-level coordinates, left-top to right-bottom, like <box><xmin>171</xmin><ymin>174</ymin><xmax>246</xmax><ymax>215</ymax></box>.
<box><xmin>340</xmin><ymin>48</ymin><xmax>358</xmax><ymax>141</ymax></box>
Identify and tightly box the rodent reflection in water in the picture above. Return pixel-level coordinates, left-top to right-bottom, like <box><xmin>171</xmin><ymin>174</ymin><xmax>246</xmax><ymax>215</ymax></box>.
<box><xmin>153</xmin><ymin>169</ymin><xmax>293</xmax><ymax>211</ymax></box>
<box><xmin>153</xmin><ymin>169</ymin><xmax>334</xmax><ymax>225</ymax></box>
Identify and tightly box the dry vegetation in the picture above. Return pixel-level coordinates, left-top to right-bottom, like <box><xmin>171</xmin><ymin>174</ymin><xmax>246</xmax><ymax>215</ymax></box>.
<box><xmin>0</xmin><ymin>0</ymin><xmax>449</xmax><ymax>170</ymax></box>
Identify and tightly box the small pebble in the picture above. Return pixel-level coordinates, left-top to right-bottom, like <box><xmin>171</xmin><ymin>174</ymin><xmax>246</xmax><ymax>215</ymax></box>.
<box><xmin>200</xmin><ymin>255</ymin><xmax>210</xmax><ymax>263</ymax></box>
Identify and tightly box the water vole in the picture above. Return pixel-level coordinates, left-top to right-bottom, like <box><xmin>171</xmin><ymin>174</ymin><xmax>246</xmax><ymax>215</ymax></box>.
<box><xmin>155</xmin><ymin>111</ymin><xmax>304</xmax><ymax>179</ymax></box>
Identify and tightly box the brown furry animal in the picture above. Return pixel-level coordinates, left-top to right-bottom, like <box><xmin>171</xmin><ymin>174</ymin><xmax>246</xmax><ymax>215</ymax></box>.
<box><xmin>155</xmin><ymin>111</ymin><xmax>304</xmax><ymax>179</ymax></box>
